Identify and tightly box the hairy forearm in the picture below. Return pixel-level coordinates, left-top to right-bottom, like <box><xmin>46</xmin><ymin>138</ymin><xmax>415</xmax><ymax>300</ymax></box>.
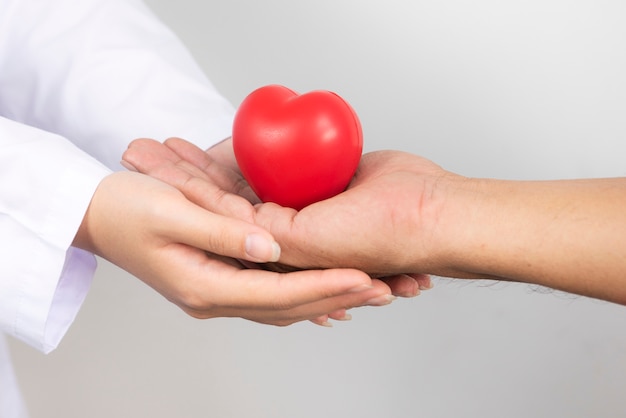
<box><xmin>438</xmin><ymin>176</ymin><xmax>626</xmax><ymax>304</ymax></box>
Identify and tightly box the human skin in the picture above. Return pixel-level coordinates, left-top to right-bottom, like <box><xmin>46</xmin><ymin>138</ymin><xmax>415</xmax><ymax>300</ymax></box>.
<box><xmin>254</xmin><ymin>150</ymin><xmax>626</xmax><ymax>305</ymax></box>
<box><xmin>121</xmin><ymin>138</ymin><xmax>434</xmax><ymax>324</ymax></box>
<box><xmin>127</xmin><ymin>137</ymin><xmax>626</xmax><ymax>306</ymax></box>
<box><xmin>71</xmin><ymin>165</ymin><xmax>395</xmax><ymax>328</ymax></box>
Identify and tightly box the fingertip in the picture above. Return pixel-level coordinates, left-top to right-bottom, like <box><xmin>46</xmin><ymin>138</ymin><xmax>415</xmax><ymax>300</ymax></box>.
<box><xmin>163</xmin><ymin>137</ymin><xmax>192</xmax><ymax>156</ymax></box>
<box><xmin>254</xmin><ymin>201</ymin><xmax>297</xmax><ymax>220</ymax></box>
<box><xmin>311</xmin><ymin>315</ymin><xmax>333</xmax><ymax>327</ymax></box>
<box><xmin>244</xmin><ymin>233</ymin><xmax>281</xmax><ymax>263</ymax></box>
<box><xmin>126</xmin><ymin>137</ymin><xmax>160</xmax><ymax>150</ymax></box>
<box><xmin>329</xmin><ymin>309</ymin><xmax>352</xmax><ymax>321</ymax></box>
<box><xmin>163</xmin><ymin>136</ymin><xmax>183</xmax><ymax>145</ymax></box>
<box><xmin>417</xmin><ymin>274</ymin><xmax>434</xmax><ymax>290</ymax></box>
<box><xmin>120</xmin><ymin>159</ymin><xmax>138</xmax><ymax>172</ymax></box>
<box><xmin>404</xmin><ymin>273</ymin><xmax>434</xmax><ymax>291</ymax></box>
<box><xmin>365</xmin><ymin>294</ymin><xmax>396</xmax><ymax>306</ymax></box>
<box><xmin>349</xmin><ymin>282</ymin><xmax>375</xmax><ymax>293</ymax></box>
<box><xmin>271</xmin><ymin>242</ymin><xmax>281</xmax><ymax>262</ymax></box>
<box><xmin>381</xmin><ymin>274</ymin><xmax>424</xmax><ymax>298</ymax></box>
<box><xmin>121</xmin><ymin>138</ymin><xmax>169</xmax><ymax>172</ymax></box>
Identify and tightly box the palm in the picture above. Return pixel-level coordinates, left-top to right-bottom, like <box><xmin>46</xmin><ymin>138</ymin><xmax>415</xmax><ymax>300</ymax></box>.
<box><xmin>255</xmin><ymin>150</ymin><xmax>446</xmax><ymax>275</ymax></box>
<box><xmin>121</xmin><ymin>137</ymin><xmax>399</xmax><ymax>324</ymax></box>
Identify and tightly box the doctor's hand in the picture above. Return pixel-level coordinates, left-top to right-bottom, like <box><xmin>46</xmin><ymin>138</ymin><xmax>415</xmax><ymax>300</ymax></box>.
<box><xmin>122</xmin><ymin>137</ymin><xmax>259</xmax><ymax>222</ymax></box>
<box><xmin>72</xmin><ymin>171</ymin><xmax>391</xmax><ymax>326</ymax></box>
<box><xmin>124</xmin><ymin>138</ymin><xmax>431</xmax><ymax>298</ymax></box>
<box><xmin>122</xmin><ymin>137</ymin><xmax>404</xmax><ymax>320</ymax></box>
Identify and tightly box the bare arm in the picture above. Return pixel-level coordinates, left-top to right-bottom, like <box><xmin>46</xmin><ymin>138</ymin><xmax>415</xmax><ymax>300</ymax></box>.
<box><xmin>437</xmin><ymin>176</ymin><xmax>626</xmax><ymax>304</ymax></box>
<box><xmin>254</xmin><ymin>151</ymin><xmax>626</xmax><ymax>305</ymax></box>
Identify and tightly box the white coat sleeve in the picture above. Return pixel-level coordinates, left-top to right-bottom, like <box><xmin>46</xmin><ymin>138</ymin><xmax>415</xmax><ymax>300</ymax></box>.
<box><xmin>0</xmin><ymin>0</ymin><xmax>235</xmax><ymax>353</ymax></box>
<box><xmin>0</xmin><ymin>117</ymin><xmax>110</xmax><ymax>353</ymax></box>
<box><xmin>0</xmin><ymin>0</ymin><xmax>235</xmax><ymax>170</ymax></box>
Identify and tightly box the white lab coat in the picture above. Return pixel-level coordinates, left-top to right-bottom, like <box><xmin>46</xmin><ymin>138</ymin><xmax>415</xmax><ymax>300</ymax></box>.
<box><xmin>0</xmin><ymin>0</ymin><xmax>235</xmax><ymax>415</ymax></box>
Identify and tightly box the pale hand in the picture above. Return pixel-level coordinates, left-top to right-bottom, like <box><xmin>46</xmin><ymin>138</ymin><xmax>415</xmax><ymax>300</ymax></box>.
<box><xmin>73</xmin><ymin>170</ymin><xmax>391</xmax><ymax>326</ymax></box>
<box><xmin>118</xmin><ymin>138</ymin><xmax>396</xmax><ymax>325</ymax></box>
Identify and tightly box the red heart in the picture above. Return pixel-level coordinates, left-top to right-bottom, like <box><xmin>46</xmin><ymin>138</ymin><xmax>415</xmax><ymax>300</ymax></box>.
<box><xmin>232</xmin><ymin>85</ymin><xmax>363</xmax><ymax>210</ymax></box>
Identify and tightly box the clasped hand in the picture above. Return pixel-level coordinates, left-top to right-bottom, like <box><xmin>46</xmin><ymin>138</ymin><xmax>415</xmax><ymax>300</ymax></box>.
<box><xmin>75</xmin><ymin>137</ymin><xmax>422</xmax><ymax>327</ymax></box>
<box><xmin>120</xmin><ymin>136</ymin><xmax>626</xmax><ymax>309</ymax></box>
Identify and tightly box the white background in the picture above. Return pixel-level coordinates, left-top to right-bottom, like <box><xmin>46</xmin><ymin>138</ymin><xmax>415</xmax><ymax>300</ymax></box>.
<box><xmin>10</xmin><ymin>1</ymin><xmax>626</xmax><ymax>417</ymax></box>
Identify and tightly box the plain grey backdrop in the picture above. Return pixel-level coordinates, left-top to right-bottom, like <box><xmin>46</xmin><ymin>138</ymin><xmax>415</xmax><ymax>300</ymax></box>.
<box><xmin>9</xmin><ymin>1</ymin><xmax>626</xmax><ymax>417</ymax></box>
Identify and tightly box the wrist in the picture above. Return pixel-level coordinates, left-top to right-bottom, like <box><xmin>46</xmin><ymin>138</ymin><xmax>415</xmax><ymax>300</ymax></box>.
<box><xmin>71</xmin><ymin>175</ymin><xmax>108</xmax><ymax>256</ymax></box>
<box><xmin>425</xmin><ymin>175</ymin><xmax>504</xmax><ymax>280</ymax></box>
<box><xmin>72</xmin><ymin>172</ymin><xmax>124</xmax><ymax>258</ymax></box>
<box><xmin>431</xmin><ymin>176</ymin><xmax>557</xmax><ymax>282</ymax></box>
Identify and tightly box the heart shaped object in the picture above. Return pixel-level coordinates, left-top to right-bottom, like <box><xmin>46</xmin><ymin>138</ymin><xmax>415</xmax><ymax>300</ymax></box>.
<box><xmin>232</xmin><ymin>85</ymin><xmax>363</xmax><ymax>210</ymax></box>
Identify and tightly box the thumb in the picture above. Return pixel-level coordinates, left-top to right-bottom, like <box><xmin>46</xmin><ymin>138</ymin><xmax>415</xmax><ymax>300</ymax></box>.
<box><xmin>165</xmin><ymin>202</ymin><xmax>281</xmax><ymax>263</ymax></box>
<box><xmin>254</xmin><ymin>202</ymin><xmax>314</xmax><ymax>266</ymax></box>
<box><xmin>254</xmin><ymin>202</ymin><xmax>299</xmax><ymax>238</ymax></box>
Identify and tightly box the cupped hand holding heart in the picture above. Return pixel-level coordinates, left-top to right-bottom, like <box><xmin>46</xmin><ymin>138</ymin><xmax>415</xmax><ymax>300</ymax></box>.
<box><xmin>232</xmin><ymin>85</ymin><xmax>363</xmax><ymax>210</ymax></box>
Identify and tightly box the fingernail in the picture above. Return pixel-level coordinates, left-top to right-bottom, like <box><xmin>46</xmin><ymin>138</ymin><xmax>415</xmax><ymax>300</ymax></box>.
<box><xmin>398</xmin><ymin>288</ymin><xmax>420</xmax><ymax>298</ymax></box>
<box><xmin>337</xmin><ymin>312</ymin><xmax>352</xmax><ymax>321</ymax></box>
<box><xmin>365</xmin><ymin>294</ymin><xmax>396</xmax><ymax>306</ymax></box>
<box><xmin>120</xmin><ymin>160</ymin><xmax>138</xmax><ymax>172</ymax></box>
<box><xmin>419</xmin><ymin>281</ymin><xmax>434</xmax><ymax>290</ymax></box>
<box><xmin>400</xmin><ymin>274</ymin><xmax>421</xmax><ymax>297</ymax></box>
<box><xmin>349</xmin><ymin>283</ymin><xmax>375</xmax><ymax>293</ymax></box>
<box><xmin>245</xmin><ymin>233</ymin><xmax>281</xmax><ymax>262</ymax></box>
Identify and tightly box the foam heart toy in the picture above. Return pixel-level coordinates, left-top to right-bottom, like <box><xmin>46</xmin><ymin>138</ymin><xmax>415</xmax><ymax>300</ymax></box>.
<box><xmin>232</xmin><ymin>85</ymin><xmax>363</xmax><ymax>210</ymax></box>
